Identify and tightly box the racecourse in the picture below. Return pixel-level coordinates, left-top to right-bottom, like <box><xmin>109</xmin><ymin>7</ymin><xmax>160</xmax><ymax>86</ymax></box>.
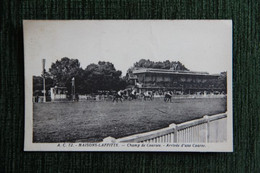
<box><xmin>33</xmin><ymin>97</ymin><xmax>227</xmax><ymax>142</ymax></box>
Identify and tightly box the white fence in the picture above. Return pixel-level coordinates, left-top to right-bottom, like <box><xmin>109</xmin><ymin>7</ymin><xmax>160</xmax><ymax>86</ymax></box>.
<box><xmin>103</xmin><ymin>112</ymin><xmax>227</xmax><ymax>143</ymax></box>
<box><xmin>53</xmin><ymin>94</ymin><xmax>67</xmax><ymax>100</ymax></box>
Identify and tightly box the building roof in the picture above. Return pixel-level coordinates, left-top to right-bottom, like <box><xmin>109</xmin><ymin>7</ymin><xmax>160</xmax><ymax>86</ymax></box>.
<box><xmin>132</xmin><ymin>68</ymin><xmax>220</xmax><ymax>77</ymax></box>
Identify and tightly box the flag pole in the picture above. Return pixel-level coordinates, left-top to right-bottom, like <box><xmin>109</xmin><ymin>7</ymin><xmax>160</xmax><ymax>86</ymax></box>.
<box><xmin>42</xmin><ymin>59</ymin><xmax>46</xmax><ymax>102</ymax></box>
<box><xmin>72</xmin><ymin>77</ymin><xmax>75</xmax><ymax>101</ymax></box>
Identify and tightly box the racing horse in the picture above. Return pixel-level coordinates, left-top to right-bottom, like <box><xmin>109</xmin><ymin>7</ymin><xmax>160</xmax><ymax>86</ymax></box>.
<box><xmin>164</xmin><ymin>91</ymin><xmax>173</xmax><ymax>102</ymax></box>
<box><xmin>112</xmin><ymin>90</ymin><xmax>125</xmax><ymax>102</ymax></box>
<box><xmin>128</xmin><ymin>90</ymin><xmax>138</xmax><ymax>100</ymax></box>
<box><xmin>141</xmin><ymin>91</ymin><xmax>154</xmax><ymax>101</ymax></box>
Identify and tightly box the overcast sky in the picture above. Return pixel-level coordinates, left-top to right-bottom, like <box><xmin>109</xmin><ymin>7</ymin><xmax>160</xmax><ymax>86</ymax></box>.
<box><xmin>24</xmin><ymin>20</ymin><xmax>232</xmax><ymax>76</ymax></box>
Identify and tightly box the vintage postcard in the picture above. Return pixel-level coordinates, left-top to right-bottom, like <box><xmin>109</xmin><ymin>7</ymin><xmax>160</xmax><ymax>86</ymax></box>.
<box><xmin>24</xmin><ymin>20</ymin><xmax>233</xmax><ymax>152</ymax></box>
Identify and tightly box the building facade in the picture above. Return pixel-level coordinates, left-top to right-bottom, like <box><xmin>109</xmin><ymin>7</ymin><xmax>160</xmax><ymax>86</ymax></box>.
<box><xmin>129</xmin><ymin>68</ymin><xmax>226</xmax><ymax>95</ymax></box>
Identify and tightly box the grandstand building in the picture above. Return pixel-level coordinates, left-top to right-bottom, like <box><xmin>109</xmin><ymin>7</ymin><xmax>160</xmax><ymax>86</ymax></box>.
<box><xmin>128</xmin><ymin>68</ymin><xmax>226</xmax><ymax>95</ymax></box>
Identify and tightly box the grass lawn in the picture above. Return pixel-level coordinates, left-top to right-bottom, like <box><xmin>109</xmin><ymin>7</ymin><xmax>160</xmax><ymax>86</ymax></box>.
<box><xmin>33</xmin><ymin>97</ymin><xmax>227</xmax><ymax>142</ymax></box>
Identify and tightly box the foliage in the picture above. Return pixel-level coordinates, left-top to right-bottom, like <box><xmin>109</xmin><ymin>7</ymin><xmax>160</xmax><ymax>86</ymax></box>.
<box><xmin>34</xmin><ymin>57</ymin><xmax>226</xmax><ymax>95</ymax></box>
<box><xmin>216</xmin><ymin>71</ymin><xmax>227</xmax><ymax>92</ymax></box>
<box><xmin>38</xmin><ymin>58</ymin><xmax>126</xmax><ymax>95</ymax></box>
<box><xmin>126</xmin><ymin>59</ymin><xmax>190</xmax><ymax>81</ymax></box>
<box><xmin>83</xmin><ymin>61</ymin><xmax>126</xmax><ymax>93</ymax></box>
<box><xmin>33</xmin><ymin>75</ymin><xmax>53</xmax><ymax>96</ymax></box>
<box><xmin>49</xmin><ymin>57</ymin><xmax>83</xmax><ymax>92</ymax></box>
<box><xmin>133</xmin><ymin>59</ymin><xmax>189</xmax><ymax>71</ymax></box>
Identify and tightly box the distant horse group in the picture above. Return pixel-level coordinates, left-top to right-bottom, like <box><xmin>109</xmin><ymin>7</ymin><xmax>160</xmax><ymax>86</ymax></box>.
<box><xmin>112</xmin><ymin>90</ymin><xmax>175</xmax><ymax>102</ymax></box>
<box><xmin>112</xmin><ymin>91</ymin><xmax>138</xmax><ymax>102</ymax></box>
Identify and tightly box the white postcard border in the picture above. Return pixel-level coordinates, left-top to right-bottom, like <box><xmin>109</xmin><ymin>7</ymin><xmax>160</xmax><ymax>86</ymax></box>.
<box><xmin>24</xmin><ymin>20</ymin><xmax>233</xmax><ymax>152</ymax></box>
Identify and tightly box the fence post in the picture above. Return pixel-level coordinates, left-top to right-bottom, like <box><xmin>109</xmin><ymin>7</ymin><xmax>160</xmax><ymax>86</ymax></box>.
<box><xmin>169</xmin><ymin>123</ymin><xmax>178</xmax><ymax>143</ymax></box>
<box><xmin>203</xmin><ymin>115</ymin><xmax>209</xmax><ymax>143</ymax></box>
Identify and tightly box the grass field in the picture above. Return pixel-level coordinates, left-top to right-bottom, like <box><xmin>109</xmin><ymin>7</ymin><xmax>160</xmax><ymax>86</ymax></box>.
<box><xmin>33</xmin><ymin>98</ymin><xmax>227</xmax><ymax>142</ymax></box>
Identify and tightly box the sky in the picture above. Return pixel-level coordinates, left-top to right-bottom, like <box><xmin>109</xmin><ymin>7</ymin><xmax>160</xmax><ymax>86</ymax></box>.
<box><xmin>23</xmin><ymin>20</ymin><xmax>232</xmax><ymax>76</ymax></box>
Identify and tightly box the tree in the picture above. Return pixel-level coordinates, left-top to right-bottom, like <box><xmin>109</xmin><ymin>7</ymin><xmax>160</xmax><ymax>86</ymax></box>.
<box><xmin>132</xmin><ymin>59</ymin><xmax>189</xmax><ymax>71</ymax></box>
<box><xmin>48</xmin><ymin>57</ymin><xmax>84</xmax><ymax>94</ymax></box>
<box><xmin>83</xmin><ymin>61</ymin><xmax>126</xmax><ymax>93</ymax></box>
<box><xmin>126</xmin><ymin>59</ymin><xmax>190</xmax><ymax>81</ymax></box>
<box><xmin>217</xmin><ymin>71</ymin><xmax>227</xmax><ymax>93</ymax></box>
<box><xmin>33</xmin><ymin>75</ymin><xmax>53</xmax><ymax>96</ymax></box>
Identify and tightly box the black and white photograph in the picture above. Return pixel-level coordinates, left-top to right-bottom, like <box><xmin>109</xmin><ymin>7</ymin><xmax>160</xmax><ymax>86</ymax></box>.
<box><xmin>24</xmin><ymin>20</ymin><xmax>232</xmax><ymax>152</ymax></box>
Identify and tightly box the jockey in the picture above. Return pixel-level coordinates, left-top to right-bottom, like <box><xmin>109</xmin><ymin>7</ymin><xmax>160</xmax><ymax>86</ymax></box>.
<box><xmin>144</xmin><ymin>91</ymin><xmax>149</xmax><ymax>96</ymax></box>
<box><xmin>117</xmin><ymin>90</ymin><xmax>122</xmax><ymax>96</ymax></box>
<box><xmin>131</xmin><ymin>89</ymin><xmax>136</xmax><ymax>95</ymax></box>
<box><xmin>166</xmin><ymin>91</ymin><xmax>172</xmax><ymax>97</ymax></box>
